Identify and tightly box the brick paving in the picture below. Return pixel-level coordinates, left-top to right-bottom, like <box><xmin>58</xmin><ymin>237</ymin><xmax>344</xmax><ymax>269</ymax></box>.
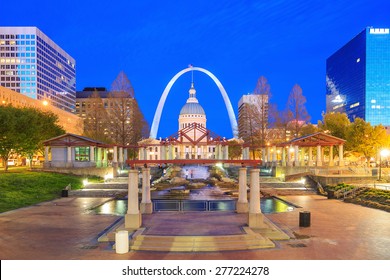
<box><xmin>0</xmin><ymin>195</ymin><xmax>389</xmax><ymax>260</ymax></box>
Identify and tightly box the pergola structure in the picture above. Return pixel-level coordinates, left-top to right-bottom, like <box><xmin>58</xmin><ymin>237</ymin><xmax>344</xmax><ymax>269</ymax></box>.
<box><xmin>260</xmin><ymin>132</ymin><xmax>346</xmax><ymax>167</ymax></box>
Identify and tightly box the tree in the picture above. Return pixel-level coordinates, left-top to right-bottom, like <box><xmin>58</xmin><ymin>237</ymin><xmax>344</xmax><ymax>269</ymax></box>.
<box><xmin>227</xmin><ymin>139</ymin><xmax>242</xmax><ymax>160</ymax></box>
<box><xmin>240</xmin><ymin>76</ymin><xmax>271</xmax><ymax>158</ymax></box>
<box><xmin>347</xmin><ymin>118</ymin><xmax>390</xmax><ymax>162</ymax></box>
<box><xmin>318</xmin><ymin>112</ymin><xmax>350</xmax><ymax>140</ymax></box>
<box><xmin>286</xmin><ymin>84</ymin><xmax>310</xmax><ymax>138</ymax></box>
<box><xmin>110</xmin><ymin>71</ymin><xmax>134</xmax><ymax>98</ymax></box>
<box><xmin>107</xmin><ymin>72</ymin><xmax>149</xmax><ymax>157</ymax></box>
<box><xmin>0</xmin><ymin>105</ymin><xmax>19</xmax><ymax>171</ymax></box>
<box><xmin>0</xmin><ymin>105</ymin><xmax>64</xmax><ymax>170</ymax></box>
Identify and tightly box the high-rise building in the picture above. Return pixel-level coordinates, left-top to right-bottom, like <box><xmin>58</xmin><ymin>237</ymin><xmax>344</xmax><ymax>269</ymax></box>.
<box><xmin>326</xmin><ymin>27</ymin><xmax>390</xmax><ymax>127</ymax></box>
<box><xmin>238</xmin><ymin>94</ymin><xmax>268</xmax><ymax>142</ymax></box>
<box><xmin>0</xmin><ymin>26</ymin><xmax>76</xmax><ymax>112</ymax></box>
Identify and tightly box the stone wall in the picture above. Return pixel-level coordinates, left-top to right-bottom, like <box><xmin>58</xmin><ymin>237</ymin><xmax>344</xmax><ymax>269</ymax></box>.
<box><xmin>42</xmin><ymin>167</ymin><xmax>113</xmax><ymax>178</ymax></box>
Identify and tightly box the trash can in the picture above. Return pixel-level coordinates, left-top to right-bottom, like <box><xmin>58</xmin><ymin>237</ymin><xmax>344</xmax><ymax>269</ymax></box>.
<box><xmin>61</xmin><ymin>189</ymin><xmax>68</xmax><ymax>197</ymax></box>
<box><xmin>299</xmin><ymin>211</ymin><xmax>311</xmax><ymax>227</ymax></box>
<box><xmin>327</xmin><ymin>190</ymin><xmax>335</xmax><ymax>199</ymax></box>
<box><xmin>115</xmin><ymin>230</ymin><xmax>129</xmax><ymax>254</ymax></box>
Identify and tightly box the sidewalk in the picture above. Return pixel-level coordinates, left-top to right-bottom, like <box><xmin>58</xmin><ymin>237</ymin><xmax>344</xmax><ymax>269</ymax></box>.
<box><xmin>0</xmin><ymin>195</ymin><xmax>389</xmax><ymax>260</ymax></box>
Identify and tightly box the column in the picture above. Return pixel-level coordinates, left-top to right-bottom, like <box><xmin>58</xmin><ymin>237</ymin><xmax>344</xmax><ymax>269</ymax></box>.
<box><xmin>223</xmin><ymin>145</ymin><xmax>229</xmax><ymax>160</ymax></box>
<box><xmin>272</xmin><ymin>146</ymin><xmax>277</xmax><ymax>166</ymax></box>
<box><xmin>123</xmin><ymin>148</ymin><xmax>128</xmax><ymax>166</ymax></box>
<box><xmin>300</xmin><ymin>147</ymin><xmax>305</xmax><ymax>166</ymax></box>
<box><xmin>161</xmin><ymin>145</ymin><xmax>166</xmax><ymax>160</ymax></box>
<box><xmin>236</xmin><ymin>168</ymin><xmax>248</xmax><ymax>213</ymax></box>
<box><xmin>44</xmin><ymin>146</ymin><xmax>49</xmax><ymax>163</ymax></box>
<box><xmin>90</xmin><ymin>146</ymin><xmax>95</xmax><ymax>167</ymax></box>
<box><xmin>287</xmin><ymin>146</ymin><xmax>293</xmax><ymax>167</ymax></box>
<box><xmin>168</xmin><ymin>145</ymin><xmax>173</xmax><ymax>160</ymax></box>
<box><xmin>66</xmin><ymin>146</ymin><xmax>72</xmax><ymax>167</ymax></box>
<box><xmin>329</xmin><ymin>146</ymin><xmax>334</xmax><ymax>167</ymax></box>
<box><xmin>316</xmin><ymin>145</ymin><xmax>322</xmax><ymax>166</ymax></box>
<box><xmin>282</xmin><ymin>148</ymin><xmax>286</xmax><ymax>167</ymax></box>
<box><xmin>248</xmin><ymin>169</ymin><xmax>264</xmax><ymax>228</ymax></box>
<box><xmin>261</xmin><ymin>148</ymin><xmax>266</xmax><ymax>166</ymax></box>
<box><xmin>125</xmin><ymin>169</ymin><xmax>142</xmax><ymax>228</ymax></box>
<box><xmin>97</xmin><ymin>147</ymin><xmax>102</xmax><ymax>167</ymax></box>
<box><xmin>294</xmin><ymin>145</ymin><xmax>299</xmax><ymax>167</ymax></box>
<box><xmin>140</xmin><ymin>167</ymin><xmax>153</xmax><ymax>214</ymax></box>
<box><xmin>44</xmin><ymin>146</ymin><xmax>50</xmax><ymax>168</ymax></box>
<box><xmin>267</xmin><ymin>147</ymin><xmax>271</xmax><ymax>165</ymax></box>
<box><xmin>308</xmin><ymin>147</ymin><xmax>313</xmax><ymax>166</ymax></box>
<box><xmin>119</xmin><ymin>147</ymin><xmax>123</xmax><ymax>167</ymax></box>
<box><xmin>339</xmin><ymin>144</ymin><xmax>344</xmax><ymax>167</ymax></box>
<box><xmin>112</xmin><ymin>146</ymin><xmax>118</xmax><ymax>177</ymax></box>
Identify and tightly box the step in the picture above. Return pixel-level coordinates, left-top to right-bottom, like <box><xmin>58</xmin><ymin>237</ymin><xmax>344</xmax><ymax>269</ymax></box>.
<box><xmin>128</xmin><ymin>229</ymin><xmax>275</xmax><ymax>252</ymax></box>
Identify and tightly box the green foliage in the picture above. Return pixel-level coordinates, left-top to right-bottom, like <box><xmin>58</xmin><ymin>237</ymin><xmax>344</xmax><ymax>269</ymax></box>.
<box><xmin>227</xmin><ymin>139</ymin><xmax>242</xmax><ymax>160</ymax></box>
<box><xmin>318</xmin><ymin>112</ymin><xmax>350</xmax><ymax>140</ymax></box>
<box><xmin>0</xmin><ymin>105</ymin><xmax>65</xmax><ymax>170</ymax></box>
<box><xmin>0</xmin><ymin>169</ymin><xmax>86</xmax><ymax>213</ymax></box>
<box><xmin>347</xmin><ymin>118</ymin><xmax>390</xmax><ymax>160</ymax></box>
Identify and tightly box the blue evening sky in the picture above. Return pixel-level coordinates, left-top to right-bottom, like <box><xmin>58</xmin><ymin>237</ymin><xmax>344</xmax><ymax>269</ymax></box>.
<box><xmin>1</xmin><ymin>0</ymin><xmax>389</xmax><ymax>138</ymax></box>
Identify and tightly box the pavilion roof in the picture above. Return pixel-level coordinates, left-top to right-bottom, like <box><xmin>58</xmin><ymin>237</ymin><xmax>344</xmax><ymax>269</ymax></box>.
<box><xmin>281</xmin><ymin>132</ymin><xmax>346</xmax><ymax>147</ymax></box>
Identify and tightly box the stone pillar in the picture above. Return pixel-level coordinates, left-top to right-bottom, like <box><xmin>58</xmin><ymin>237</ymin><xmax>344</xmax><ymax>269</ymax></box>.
<box><xmin>339</xmin><ymin>144</ymin><xmax>344</xmax><ymax>167</ymax></box>
<box><xmin>161</xmin><ymin>145</ymin><xmax>166</xmax><ymax>160</ymax></box>
<box><xmin>125</xmin><ymin>169</ymin><xmax>142</xmax><ymax>228</ymax></box>
<box><xmin>112</xmin><ymin>146</ymin><xmax>118</xmax><ymax>177</ymax></box>
<box><xmin>294</xmin><ymin>145</ymin><xmax>299</xmax><ymax>167</ymax></box>
<box><xmin>267</xmin><ymin>147</ymin><xmax>271</xmax><ymax>165</ymax></box>
<box><xmin>236</xmin><ymin>168</ymin><xmax>248</xmax><ymax>213</ymax></box>
<box><xmin>282</xmin><ymin>148</ymin><xmax>286</xmax><ymax>167</ymax></box>
<box><xmin>308</xmin><ymin>147</ymin><xmax>313</xmax><ymax>166</ymax></box>
<box><xmin>140</xmin><ymin>167</ymin><xmax>152</xmax><ymax>214</ymax></box>
<box><xmin>103</xmin><ymin>148</ymin><xmax>108</xmax><ymax>167</ymax></box>
<box><xmin>119</xmin><ymin>147</ymin><xmax>123</xmax><ymax>167</ymax></box>
<box><xmin>248</xmin><ymin>169</ymin><xmax>264</xmax><ymax>228</ymax></box>
<box><xmin>113</xmin><ymin>146</ymin><xmax>118</xmax><ymax>164</ymax></box>
<box><xmin>272</xmin><ymin>146</ymin><xmax>277</xmax><ymax>166</ymax></box>
<box><xmin>123</xmin><ymin>148</ymin><xmax>128</xmax><ymax>166</ymax></box>
<box><xmin>44</xmin><ymin>146</ymin><xmax>49</xmax><ymax>163</ymax></box>
<box><xmin>44</xmin><ymin>146</ymin><xmax>50</xmax><ymax>168</ymax></box>
<box><xmin>287</xmin><ymin>147</ymin><xmax>293</xmax><ymax>167</ymax></box>
<box><xmin>316</xmin><ymin>145</ymin><xmax>322</xmax><ymax>167</ymax></box>
<box><xmin>90</xmin><ymin>146</ymin><xmax>95</xmax><ymax>166</ymax></box>
<box><xmin>300</xmin><ymin>147</ymin><xmax>305</xmax><ymax>166</ymax></box>
<box><xmin>223</xmin><ymin>145</ymin><xmax>229</xmax><ymax>160</ymax></box>
<box><xmin>329</xmin><ymin>146</ymin><xmax>334</xmax><ymax>167</ymax></box>
<box><xmin>169</xmin><ymin>145</ymin><xmax>174</xmax><ymax>160</ymax></box>
<box><xmin>97</xmin><ymin>147</ymin><xmax>102</xmax><ymax>167</ymax></box>
<box><xmin>66</xmin><ymin>146</ymin><xmax>72</xmax><ymax>167</ymax></box>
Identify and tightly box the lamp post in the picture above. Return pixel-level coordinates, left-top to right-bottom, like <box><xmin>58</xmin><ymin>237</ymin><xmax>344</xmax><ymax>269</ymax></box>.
<box><xmin>379</xmin><ymin>149</ymin><xmax>390</xmax><ymax>180</ymax></box>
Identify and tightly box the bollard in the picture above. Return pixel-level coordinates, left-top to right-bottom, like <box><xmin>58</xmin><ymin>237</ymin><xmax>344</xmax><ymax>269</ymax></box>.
<box><xmin>115</xmin><ymin>230</ymin><xmax>129</xmax><ymax>254</ymax></box>
<box><xmin>299</xmin><ymin>211</ymin><xmax>311</xmax><ymax>227</ymax></box>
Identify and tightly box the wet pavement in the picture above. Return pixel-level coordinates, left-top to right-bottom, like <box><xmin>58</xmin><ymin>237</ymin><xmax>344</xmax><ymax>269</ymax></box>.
<box><xmin>0</xmin><ymin>195</ymin><xmax>389</xmax><ymax>260</ymax></box>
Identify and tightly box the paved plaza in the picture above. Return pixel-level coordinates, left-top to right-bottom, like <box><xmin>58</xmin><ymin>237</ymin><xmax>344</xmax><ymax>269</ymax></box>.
<box><xmin>0</xmin><ymin>194</ymin><xmax>389</xmax><ymax>260</ymax></box>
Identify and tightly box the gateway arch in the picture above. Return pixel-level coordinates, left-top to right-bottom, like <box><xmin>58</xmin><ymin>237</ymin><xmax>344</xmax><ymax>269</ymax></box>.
<box><xmin>149</xmin><ymin>66</ymin><xmax>238</xmax><ymax>139</ymax></box>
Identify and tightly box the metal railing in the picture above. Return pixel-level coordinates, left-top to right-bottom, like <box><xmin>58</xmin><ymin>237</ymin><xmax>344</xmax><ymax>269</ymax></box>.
<box><xmin>153</xmin><ymin>199</ymin><xmax>236</xmax><ymax>212</ymax></box>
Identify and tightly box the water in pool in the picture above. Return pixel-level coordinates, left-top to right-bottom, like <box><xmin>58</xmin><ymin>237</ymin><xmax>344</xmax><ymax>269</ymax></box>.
<box><xmin>93</xmin><ymin>197</ymin><xmax>295</xmax><ymax>216</ymax></box>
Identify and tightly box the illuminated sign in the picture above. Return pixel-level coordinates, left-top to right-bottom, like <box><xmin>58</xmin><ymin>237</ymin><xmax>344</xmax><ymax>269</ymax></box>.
<box><xmin>331</xmin><ymin>95</ymin><xmax>344</xmax><ymax>103</ymax></box>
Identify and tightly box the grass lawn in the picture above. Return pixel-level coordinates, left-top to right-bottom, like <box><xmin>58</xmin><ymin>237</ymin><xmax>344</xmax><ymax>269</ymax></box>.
<box><xmin>0</xmin><ymin>167</ymin><xmax>97</xmax><ymax>213</ymax></box>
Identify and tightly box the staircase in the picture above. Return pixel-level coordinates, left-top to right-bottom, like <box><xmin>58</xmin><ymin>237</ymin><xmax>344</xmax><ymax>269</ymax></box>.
<box><xmin>129</xmin><ymin>227</ymin><xmax>275</xmax><ymax>252</ymax></box>
<box><xmin>69</xmin><ymin>177</ymin><xmax>128</xmax><ymax>197</ymax></box>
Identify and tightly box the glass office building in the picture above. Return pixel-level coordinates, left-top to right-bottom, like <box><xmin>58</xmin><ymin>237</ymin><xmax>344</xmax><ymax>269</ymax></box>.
<box><xmin>0</xmin><ymin>27</ymin><xmax>76</xmax><ymax>112</ymax></box>
<box><xmin>326</xmin><ymin>27</ymin><xmax>390</xmax><ymax>127</ymax></box>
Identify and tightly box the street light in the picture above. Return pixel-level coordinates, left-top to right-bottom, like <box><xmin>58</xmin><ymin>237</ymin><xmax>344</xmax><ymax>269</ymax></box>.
<box><xmin>379</xmin><ymin>149</ymin><xmax>390</xmax><ymax>180</ymax></box>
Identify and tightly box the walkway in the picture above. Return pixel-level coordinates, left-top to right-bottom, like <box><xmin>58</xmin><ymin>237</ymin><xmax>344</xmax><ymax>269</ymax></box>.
<box><xmin>0</xmin><ymin>195</ymin><xmax>389</xmax><ymax>259</ymax></box>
